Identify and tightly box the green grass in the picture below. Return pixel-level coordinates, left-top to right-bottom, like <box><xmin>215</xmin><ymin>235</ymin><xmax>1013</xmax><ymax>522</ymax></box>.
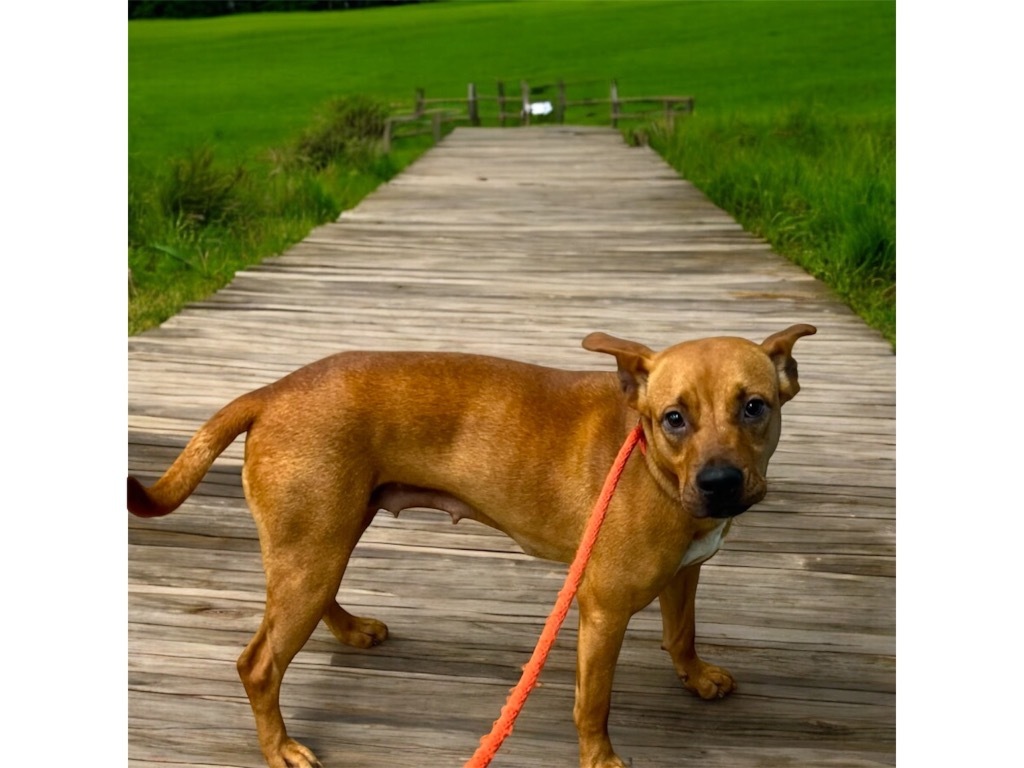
<box><xmin>647</xmin><ymin>107</ymin><xmax>895</xmax><ymax>341</ymax></box>
<box><xmin>129</xmin><ymin>0</ymin><xmax>895</xmax><ymax>340</ymax></box>
<box><xmin>128</xmin><ymin>107</ymin><xmax>427</xmax><ymax>333</ymax></box>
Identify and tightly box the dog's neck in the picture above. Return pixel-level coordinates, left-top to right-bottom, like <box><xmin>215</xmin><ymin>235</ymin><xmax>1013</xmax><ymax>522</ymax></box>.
<box><xmin>636</xmin><ymin>420</ymin><xmax>684</xmax><ymax>503</ymax></box>
<box><xmin>635</xmin><ymin>421</ymin><xmax>731</xmax><ymax>569</ymax></box>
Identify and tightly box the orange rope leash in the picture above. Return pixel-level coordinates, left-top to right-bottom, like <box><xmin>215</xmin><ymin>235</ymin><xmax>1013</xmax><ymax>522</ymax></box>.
<box><xmin>464</xmin><ymin>422</ymin><xmax>645</xmax><ymax>768</ymax></box>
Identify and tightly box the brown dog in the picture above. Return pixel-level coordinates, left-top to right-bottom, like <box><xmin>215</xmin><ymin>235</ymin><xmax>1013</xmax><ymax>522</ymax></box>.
<box><xmin>128</xmin><ymin>324</ymin><xmax>815</xmax><ymax>768</ymax></box>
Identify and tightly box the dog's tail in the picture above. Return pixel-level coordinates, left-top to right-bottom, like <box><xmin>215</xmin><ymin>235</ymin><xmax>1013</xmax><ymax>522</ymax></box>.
<box><xmin>127</xmin><ymin>392</ymin><xmax>261</xmax><ymax>518</ymax></box>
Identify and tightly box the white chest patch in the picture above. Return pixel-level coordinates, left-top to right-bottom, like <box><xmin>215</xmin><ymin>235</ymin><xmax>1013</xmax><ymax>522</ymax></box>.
<box><xmin>678</xmin><ymin>519</ymin><xmax>732</xmax><ymax>570</ymax></box>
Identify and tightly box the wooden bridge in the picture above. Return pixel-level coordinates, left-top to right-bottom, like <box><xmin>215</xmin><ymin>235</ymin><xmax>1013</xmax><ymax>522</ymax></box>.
<box><xmin>128</xmin><ymin>126</ymin><xmax>895</xmax><ymax>767</ymax></box>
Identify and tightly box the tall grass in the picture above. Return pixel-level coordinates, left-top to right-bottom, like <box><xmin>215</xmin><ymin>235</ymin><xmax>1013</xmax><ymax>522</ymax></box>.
<box><xmin>648</xmin><ymin>106</ymin><xmax>895</xmax><ymax>343</ymax></box>
<box><xmin>294</xmin><ymin>96</ymin><xmax>392</xmax><ymax>170</ymax></box>
<box><xmin>128</xmin><ymin>95</ymin><xmax>415</xmax><ymax>333</ymax></box>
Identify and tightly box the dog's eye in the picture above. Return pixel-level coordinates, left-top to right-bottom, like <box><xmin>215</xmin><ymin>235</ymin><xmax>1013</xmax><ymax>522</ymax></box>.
<box><xmin>743</xmin><ymin>398</ymin><xmax>767</xmax><ymax>419</ymax></box>
<box><xmin>662</xmin><ymin>410</ymin><xmax>686</xmax><ymax>433</ymax></box>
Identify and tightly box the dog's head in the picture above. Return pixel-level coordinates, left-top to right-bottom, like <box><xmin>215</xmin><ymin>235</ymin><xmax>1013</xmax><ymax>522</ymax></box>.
<box><xmin>583</xmin><ymin>324</ymin><xmax>816</xmax><ymax>519</ymax></box>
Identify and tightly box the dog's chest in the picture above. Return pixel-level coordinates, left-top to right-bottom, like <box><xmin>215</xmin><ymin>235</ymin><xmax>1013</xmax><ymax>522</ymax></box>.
<box><xmin>677</xmin><ymin>519</ymin><xmax>732</xmax><ymax>570</ymax></box>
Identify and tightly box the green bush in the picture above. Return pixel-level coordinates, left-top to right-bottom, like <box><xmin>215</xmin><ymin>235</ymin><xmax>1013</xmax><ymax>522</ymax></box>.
<box><xmin>160</xmin><ymin>145</ymin><xmax>248</xmax><ymax>227</ymax></box>
<box><xmin>293</xmin><ymin>95</ymin><xmax>390</xmax><ymax>170</ymax></box>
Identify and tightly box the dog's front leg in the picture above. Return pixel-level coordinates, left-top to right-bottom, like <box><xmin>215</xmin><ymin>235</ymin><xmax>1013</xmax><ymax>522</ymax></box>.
<box><xmin>658</xmin><ymin>564</ymin><xmax>736</xmax><ymax>699</ymax></box>
<box><xmin>574</xmin><ymin>597</ymin><xmax>631</xmax><ymax>768</ymax></box>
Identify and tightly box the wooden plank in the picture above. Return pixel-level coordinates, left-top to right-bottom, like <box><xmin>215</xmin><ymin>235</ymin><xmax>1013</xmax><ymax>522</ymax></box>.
<box><xmin>128</xmin><ymin>126</ymin><xmax>894</xmax><ymax>768</ymax></box>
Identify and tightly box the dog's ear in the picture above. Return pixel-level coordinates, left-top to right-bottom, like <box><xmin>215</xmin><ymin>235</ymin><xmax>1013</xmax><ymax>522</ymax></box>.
<box><xmin>582</xmin><ymin>332</ymin><xmax>655</xmax><ymax>408</ymax></box>
<box><xmin>761</xmin><ymin>324</ymin><xmax>817</xmax><ymax>405</ymax></box>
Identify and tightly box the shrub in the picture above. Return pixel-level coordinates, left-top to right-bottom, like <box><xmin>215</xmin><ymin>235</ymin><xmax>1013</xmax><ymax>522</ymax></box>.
<box><xmin>293</xmin><ymin>95</ymin><xmax>390</xmax><ymax>170</ymax></box>
<box><xmin>160</xmin><ymin>145</ymin><xmax>247</xmax><ymax>227</ymax></box>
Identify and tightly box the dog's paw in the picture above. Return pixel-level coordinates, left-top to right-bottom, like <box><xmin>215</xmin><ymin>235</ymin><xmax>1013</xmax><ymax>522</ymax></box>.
<box><xmin>679</xmin><ymin>659</ymin><xmax>736</xmax><ymax>700</ymax></box>
<box><xmin>274</xmin><ymin>737</ymin><xmax>322</xmax><ymax>768</ymax></box>
<box><xmin>324</xmin><ymin>604</ymin><xmax>389</xmax><ymax>649</ymax></box>
<box><xmin>579</xmin><ymin>746</ymin><xmax>631</xmax><ymax>768</ymax></box>
<box><xmin>345</xmin><ymin>615</ymin><xmax>389</xmax><ymax>648</ymax></box>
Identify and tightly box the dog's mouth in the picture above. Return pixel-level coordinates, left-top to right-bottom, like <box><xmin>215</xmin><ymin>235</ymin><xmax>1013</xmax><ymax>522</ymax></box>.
<box><xmin>701</xmin><ymin>498</ymin><xmax>753</xmax><ymax>519</ymax></box>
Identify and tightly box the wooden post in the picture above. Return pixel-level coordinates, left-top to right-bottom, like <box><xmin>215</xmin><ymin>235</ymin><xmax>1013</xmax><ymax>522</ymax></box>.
<box><xmin>610</xmin><ymin>79</ymin><xmax>620</xmax><ymax>128</ymax></box>
<box><xmin>497</xmin><ymin>81</ymin><xmax>506</xmax><ymax>127</ymax></box>
<box><xmin>383</xmin><ymin>117</ymin><xmax>393</xmax><ymax>153</ymax></box>
<box><xmin>415</xmin><ymin>88</ymin><xmax>425</xmax><ymax>117</ymax></box>
<box><xmin>432</xmin><ymin>111</ymin><xmax>442</xmax><ymax>144</ymax></box>
<box><xmin>664</xmin><ymin>99</ymin><xmax>674</xmax><ymax>131</ymax></box>
<box><xmin>468</xmin><ymin>82</ymin><xmax>480</xmax><ymax>126</ymax></box>
<box><xmin>557</xmin><ymin>79</ymin><xmax>566</xmax><ymax>124</ymax></box>
<box><xmin>520</xmin><ymin>80</ymin><xmax>530</xmax><ymax>126</ymax></box>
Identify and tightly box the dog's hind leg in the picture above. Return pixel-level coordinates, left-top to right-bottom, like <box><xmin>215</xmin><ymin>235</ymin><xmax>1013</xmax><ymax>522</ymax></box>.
<box><xmin>321</xmin><ymin>480</ymin><xmax>481</xmax><ymax>650</ymax></box>
<box><xmin>321</xmin><ymin>500</ymin><xmax>389</xmax><ymax>649</ymax></box>
<box><xmin>238</xmin><ymin>488</ymin><xmax>369</xmax><ymax>768</ymax></box>
<box><xmin>238</xmin><ymin>614</ymin><xmax>325</xmax><ymax>768</ymax></box>
<box><xmin>238</xmin><ymin>558</ymin><xmax>347</xmax><ymax>768</ymax></box>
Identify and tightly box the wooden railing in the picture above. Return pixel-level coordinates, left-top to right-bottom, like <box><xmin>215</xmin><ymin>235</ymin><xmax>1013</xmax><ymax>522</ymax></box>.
<box><xmin>383</xmin><ymin>79</ymin><xmax>694</xmax><ymax>151</ymax></box>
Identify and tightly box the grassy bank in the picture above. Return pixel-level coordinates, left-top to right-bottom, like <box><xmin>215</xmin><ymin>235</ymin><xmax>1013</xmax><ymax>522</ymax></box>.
<box><xmin>648</xmin><ymin>107</ymin><xmax>895</xmax><ymax>341</ymax></box>
<box><xmin>128</xmin><ymin>97</ymin><xmax>432</xmax><ymax>333</ymax></box>
<box><xmin>129</xmin><ymin>1</ymin><xmax>895</xmax><ymax>341</ymax></box>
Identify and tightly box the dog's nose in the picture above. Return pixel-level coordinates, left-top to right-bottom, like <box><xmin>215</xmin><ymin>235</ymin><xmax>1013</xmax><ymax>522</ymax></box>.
<box><xmin>697</xmin><ymin>465</ymin><xmax>743</xmax><ymax>495</ymax></box>
<box><xmin>696</xmin><ymin>465</ymin><xmax>745</xmax><ymax>517</ymax></box>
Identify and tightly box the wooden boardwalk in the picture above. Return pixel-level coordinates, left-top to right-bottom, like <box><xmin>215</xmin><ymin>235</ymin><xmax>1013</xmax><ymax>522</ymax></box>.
<box><xmin>128</xmin><ymin>126</ymin><xmax>895</xmax><ymax>768</ymax></box>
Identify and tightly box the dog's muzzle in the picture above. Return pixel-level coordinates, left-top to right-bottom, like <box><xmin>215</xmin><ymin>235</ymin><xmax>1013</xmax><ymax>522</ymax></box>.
<box><xmin>696</xmin><ymin>464</ymin><xmax>750</xmax><ymax>519</ymax></box>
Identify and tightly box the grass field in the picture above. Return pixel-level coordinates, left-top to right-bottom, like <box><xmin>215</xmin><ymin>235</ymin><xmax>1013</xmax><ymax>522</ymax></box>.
<box><xmin>129</xmin><ymin>0</ymin><xmax>895</xmax><ymax>340</ymax></box>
